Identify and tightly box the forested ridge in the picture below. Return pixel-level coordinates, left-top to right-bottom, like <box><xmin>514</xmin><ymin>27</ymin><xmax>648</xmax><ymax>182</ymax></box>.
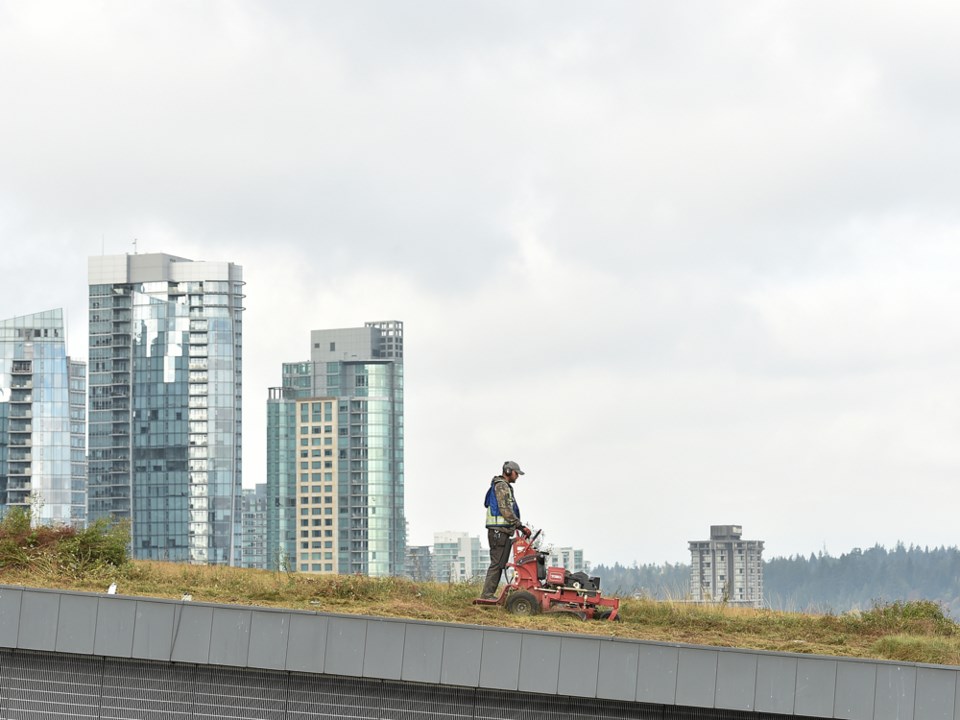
<box><xmin>592</xmin><ymin>543</ymin><xmax>960</xmax><ymax>617</ymax></box>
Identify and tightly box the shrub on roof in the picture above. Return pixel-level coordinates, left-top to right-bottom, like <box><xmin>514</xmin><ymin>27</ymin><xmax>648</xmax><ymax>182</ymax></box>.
<box><xmin>0</xmin><ymin>508</ymin><xmax>129</xmax><ymax>576</ymax></box>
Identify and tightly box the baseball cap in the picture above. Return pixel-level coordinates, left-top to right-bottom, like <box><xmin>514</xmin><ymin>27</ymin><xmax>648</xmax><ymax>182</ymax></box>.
<box><xmin>503</xmin><ymin>460</ymin><xmax>524</xmax><ymax>475</ymax></box>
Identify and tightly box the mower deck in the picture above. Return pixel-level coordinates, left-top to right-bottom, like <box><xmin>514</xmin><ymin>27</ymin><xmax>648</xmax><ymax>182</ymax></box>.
<box><xmin>473</xmin><ymin>528</ymin><xmax>620</xmax><ymax>621</ymax></box>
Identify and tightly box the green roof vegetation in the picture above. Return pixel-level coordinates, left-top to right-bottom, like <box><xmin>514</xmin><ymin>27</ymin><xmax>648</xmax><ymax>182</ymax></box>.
<box><xmin>1</xmin><ymin>510</ymin><xmax>958</xmax><ymax>666</ymax></box>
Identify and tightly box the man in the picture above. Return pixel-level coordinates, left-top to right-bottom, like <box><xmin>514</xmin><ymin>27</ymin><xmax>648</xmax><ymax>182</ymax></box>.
<box><xmin>480</xmin><ymin>460</ymin><xmax>528</xmax><ymax>599</ymax></box>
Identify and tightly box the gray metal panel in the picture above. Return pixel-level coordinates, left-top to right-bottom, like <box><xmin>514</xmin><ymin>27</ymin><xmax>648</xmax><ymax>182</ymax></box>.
<box><xmin>479</xmin><ymin>629</ymin><xmax>522</xmax><ymax>690</ymax></box>
<box><xmin>132</xmin><ymin>599</ymin><xmax>176</xmax><ymax>661</ymax></box>
<box><xmin>835</xmin><ymin>660</ymin><xmax>877</xmax><ymax>720</ymax></box>
<box><xmin>597</xmin><ymin>640</ymin><xmax>640</xmax><ymax>701</ymax></box>
<box><xmin>248</xmin><ymin>610</ymin><xmax>290</xmax><ymax>671</ymax></box>
<box><xmin>363</xmin><ymin>619</ymin><xmax>406</xmax><ymax>680</ymax></box>
<box><xmin>875</xmin><ymin>664</ymin><xmax>916</xmax><ymax>720</ymax></box>
<box><xmin>796</xmin><ymin>656</ymin><xmax>838</xmax><ymax>718</ymax></box>
<box><xmin>557</xmin><ymin>636</ymin><xmax>600</xmax><ymax>698</ymax></box>
<box><xmin>440</xmin><ymin>626</ymin><xmax>483</xmax><ymax>687</ymax></box>
<box><xmin>400</xmin><ymin>622</ymin><xmax>444</xmax><ymax>684</ymax></box>
<box><xmin>54</xmin><ymin>593</ymin><xmax>98</xmax><ymax>655</ymax></box>
<box><xmin>755</xmin><ymin>653</ymin><xmax>798</xmax><ymax>714</ymax></box>
<box><xmin>208</xmin><ymin>607</ymin><xmax>252</xmax><ymax>667</ymax></box>
<box><xmin>94</xmin><ymin>596</ymin><xmax>136</xmax><ymax>658</ymax></box>
<box><xmin>170</xmin><ymin>604</ymin><xmax>214</xmax><ymax>664</ymax></box>
<box><xmin>324</xmin><ymin>615</ymin><xmax>367</xmax><ymax>677</ymax></box>
<box><xmin>635</xmin><ymin>643</ymin><xmax>680</xmax><ymax>705</ymax></box>
<box><xmin>914</xmin><ymin>667</ymin><xmax>956</xmax><ymax>720</ymax></box>
<box><xmin>18</xmin><ymin>590</ymin><xmax>60</xmax><ymax>651</ymax></box>
<box><xmin>285</xmin><ymin>613</ymin><xmax>328</xmax><ymax>673</ymax></box>
<box><xmin>0</xmin><ymin>588</ymin><xmax>22</xmax><ymax>648</ymax></box>
<box><xmin>13</xmin><ymin>582</ymin><xmax>960</xmax><ymax>719</ymax></box>
<box><xmin>518</xmin><ymin>633</ymin><xmax>561</xmax><ymax>695</ymax></box>
<box><xmin>675</xmin><ymin>646</ymin><xmax>718</xmax><ymax>709</ymax></box>
<box><xmin>715</xmin><ymin>650</ymin><xmax>757</xmax><ymax>711</ymax></box>
<box><xmin>955</xmin><ymin>670</ymin><xmax>960</xmax><ymax>720</ymax></box>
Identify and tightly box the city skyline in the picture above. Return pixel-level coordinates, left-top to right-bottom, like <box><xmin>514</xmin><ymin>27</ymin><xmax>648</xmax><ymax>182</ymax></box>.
<box><xmin>3</xmin><ymin>3</ymin><xmax>960</xmax><ymax>566</ymax></box>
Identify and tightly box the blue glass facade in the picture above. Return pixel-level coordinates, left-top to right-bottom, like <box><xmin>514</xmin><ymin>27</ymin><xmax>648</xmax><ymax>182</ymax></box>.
<box><xmin>0</xmin><ymin>309</ymin><xmax>86</xmax><ymax>526</ymax></box>
<box><xmin>266</xmin><ymin>383</ymin><xmax>301</xmax><ymax>570</ymax></box>
<box><xmin>88</xmin><ymin>254</ymin><xmax>243</xmax><ymax>564</ymax></box>
<box><xmin>240</xmin><ymin>483</ymin><xmax>268</xmax><ymax>569</ymax></box>
<box><xmin>323</xmin><ymin>361</ymin><xmax>404</xmax><ymax>576</ymax></box>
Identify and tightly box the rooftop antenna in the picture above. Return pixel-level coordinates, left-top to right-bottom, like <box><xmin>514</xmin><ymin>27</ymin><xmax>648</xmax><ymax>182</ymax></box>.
<box><xmin>132</xmin><ymin>238</ymin><xmax>138</xmax><ymax>254</ymax></box>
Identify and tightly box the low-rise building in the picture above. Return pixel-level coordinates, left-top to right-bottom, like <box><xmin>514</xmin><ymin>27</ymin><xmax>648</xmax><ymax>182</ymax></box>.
<box><xmin>432</xmin><ymin>531</ymin><xmax>484</xmax><ymax>583</ymax></box>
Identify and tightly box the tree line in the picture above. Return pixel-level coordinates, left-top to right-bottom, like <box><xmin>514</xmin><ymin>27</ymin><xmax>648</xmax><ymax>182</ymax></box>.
<box><xmin>591</xmin><ymin>543</ymin><xmax>960</xmax><ymax>617</ymax></box>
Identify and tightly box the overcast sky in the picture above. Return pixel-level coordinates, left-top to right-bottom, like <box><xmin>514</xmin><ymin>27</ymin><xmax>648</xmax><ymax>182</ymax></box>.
<box><xmin>3</xmin><ymin>2</ymin><xmax>960</xmax><ymax>566</ymax></box>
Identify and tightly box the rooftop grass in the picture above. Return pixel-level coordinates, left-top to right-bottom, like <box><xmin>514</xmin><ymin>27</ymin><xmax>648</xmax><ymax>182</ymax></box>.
<box><xmin>1</xmin><ymin>510</ymin><xmax>957</xmax><ymax>666</ymax></box>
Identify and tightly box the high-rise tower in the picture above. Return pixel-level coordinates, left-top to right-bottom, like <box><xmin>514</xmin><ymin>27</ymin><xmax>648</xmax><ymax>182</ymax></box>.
<box><xmin>689</xmin><ymin>524</ymin><xmax>764</xmax><ymax>607</ymax></box>
<box><xmin>88</xmin><ymin>253</ymin><xmax>244</xmax><ymax>564</ymax></box>
<box><xmin>267</xmin><ymin>321</ymin><xmax>405</xmax><ymax>575</ymax></box>
<box><xmin>0</xmin><ymin>309</ymin><xmax>86</xmax><ymax>526</ymax></box>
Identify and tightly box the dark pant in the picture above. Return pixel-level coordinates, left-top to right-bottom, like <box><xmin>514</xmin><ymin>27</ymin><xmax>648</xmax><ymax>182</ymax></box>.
<box><xmin>481</xmin><ymin>528</ymin><xmax>513</xmax><ymax>597</ymax></box>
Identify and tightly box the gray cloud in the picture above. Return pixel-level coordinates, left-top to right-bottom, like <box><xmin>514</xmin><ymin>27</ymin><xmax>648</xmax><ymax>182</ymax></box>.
<box><xmin>2</xmin><ymin>1</ymin><xmax>960</xmax><ymax>565</ymax></box>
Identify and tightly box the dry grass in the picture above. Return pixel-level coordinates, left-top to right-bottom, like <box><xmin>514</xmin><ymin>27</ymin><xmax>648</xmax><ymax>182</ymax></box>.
<box><xmin>2</xmin><ymin>557</ymin><xmax>959</xmax><ymax>665</ymax></box>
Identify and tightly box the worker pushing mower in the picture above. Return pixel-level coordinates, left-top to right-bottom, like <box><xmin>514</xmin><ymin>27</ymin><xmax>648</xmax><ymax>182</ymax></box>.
<box><xmin>474</xmin><ymin>461</ymin><xmax>620</xmax><ymax>620</ymax></box>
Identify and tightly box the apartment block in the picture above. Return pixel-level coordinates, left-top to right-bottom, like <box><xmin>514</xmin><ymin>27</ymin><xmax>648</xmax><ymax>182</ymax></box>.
<box><xmin>240</xmin><ymin>483</ymin><xmax>268</xmax><ymax>569</ymax></box>
<box><xmin>0</xmin><ymin>309</ymin><xmax>86</xmax><ymax>526</ymax></box>
<box><xmin>267</xmin><ymin>321</ymin><xmax>405</xmax><ymax>575</ymax></box>
<box><xmin>689</xmin><ymin>524</ymin><xmax>764</xmax><ymax>608</ymax></box>
<box><xmin>88</xmin><ymin>253</ymin><xmax>244</xmax><ymax>564</ymax></box>
<box><xmin>432</xmin><ymin>531</ymin><xmax>484</xmax><ymax>583</ymax></box>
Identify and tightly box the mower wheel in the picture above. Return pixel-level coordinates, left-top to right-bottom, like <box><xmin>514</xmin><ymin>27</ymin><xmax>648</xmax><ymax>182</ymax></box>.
<box><xmin>505</xmin><ymin>590</ymin><xmax>540</xmax><ymax>616</ymax></box>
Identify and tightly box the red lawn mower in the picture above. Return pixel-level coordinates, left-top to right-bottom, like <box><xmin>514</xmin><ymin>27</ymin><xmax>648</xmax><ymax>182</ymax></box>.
<box><xmin>473</xmin><ymin>527</ymin><xmax>621</xmax><ymax>620</ymax></box>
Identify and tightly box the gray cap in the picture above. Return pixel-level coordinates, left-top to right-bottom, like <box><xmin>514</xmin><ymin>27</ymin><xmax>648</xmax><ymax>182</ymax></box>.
<box><xmin>503</xmin><ymin>460</ymin><xmax>524</xmax><ymax>475</ymax></box>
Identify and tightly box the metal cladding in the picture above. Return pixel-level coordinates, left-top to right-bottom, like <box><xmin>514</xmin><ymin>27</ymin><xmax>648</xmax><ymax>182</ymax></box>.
<box><xmin>0</xmin><ymin>584</ymin><xmax>957</xmax><ymax>719</ymax></box>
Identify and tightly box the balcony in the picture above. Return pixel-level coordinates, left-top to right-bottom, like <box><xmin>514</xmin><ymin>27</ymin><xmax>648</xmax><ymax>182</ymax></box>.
<box><xmin>11</xmin><ymin>361</ymin><xmax>31</xmax><ymax>374</ymax></box>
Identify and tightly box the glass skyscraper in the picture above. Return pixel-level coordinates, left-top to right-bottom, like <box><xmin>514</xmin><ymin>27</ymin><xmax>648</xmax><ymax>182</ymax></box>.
<box><xmin>0</xmin><ymin>309</ymin><xmax>86</xmax><ymax>526</ymax></box>
<box><xmin>88</xmin><ymin>253</ymin><xmax>244</xmax><ymax>564</ymax></box>
<box><xmin>239</xmin><ymin>483</ymin><xmax>268</xmax><ymax>569</ymax></box>
<box><xmin>267</xmin><ymin>321</ymin><xmax>405</xmax><ymax>576</ymax></box>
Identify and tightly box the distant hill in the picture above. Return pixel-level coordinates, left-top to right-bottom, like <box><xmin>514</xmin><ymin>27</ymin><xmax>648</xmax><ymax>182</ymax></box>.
<box><xmin>592</xmin><ymin>543</ymin><xmax>960</xmax><ymax>618</ymax></box>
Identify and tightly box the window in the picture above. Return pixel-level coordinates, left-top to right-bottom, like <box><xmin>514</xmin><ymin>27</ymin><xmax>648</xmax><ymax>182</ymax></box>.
<box><xmin>329</xmin><ymin>342</ymin><xmax>335</xmax><ymax>351</ymax></box>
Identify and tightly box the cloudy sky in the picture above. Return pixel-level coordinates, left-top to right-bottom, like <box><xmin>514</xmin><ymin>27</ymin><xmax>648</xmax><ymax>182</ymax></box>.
<box><xmin>3</xmin><ymin>2</ymin><xmax>960</xmax><ymax>566</ymax></box>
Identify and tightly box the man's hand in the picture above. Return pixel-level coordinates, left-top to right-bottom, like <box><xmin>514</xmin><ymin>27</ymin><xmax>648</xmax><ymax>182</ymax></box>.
<box><xmin>520</xmin><ymin>525</ymin><xmax>532</xmax><ymax>538</ymax></box>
